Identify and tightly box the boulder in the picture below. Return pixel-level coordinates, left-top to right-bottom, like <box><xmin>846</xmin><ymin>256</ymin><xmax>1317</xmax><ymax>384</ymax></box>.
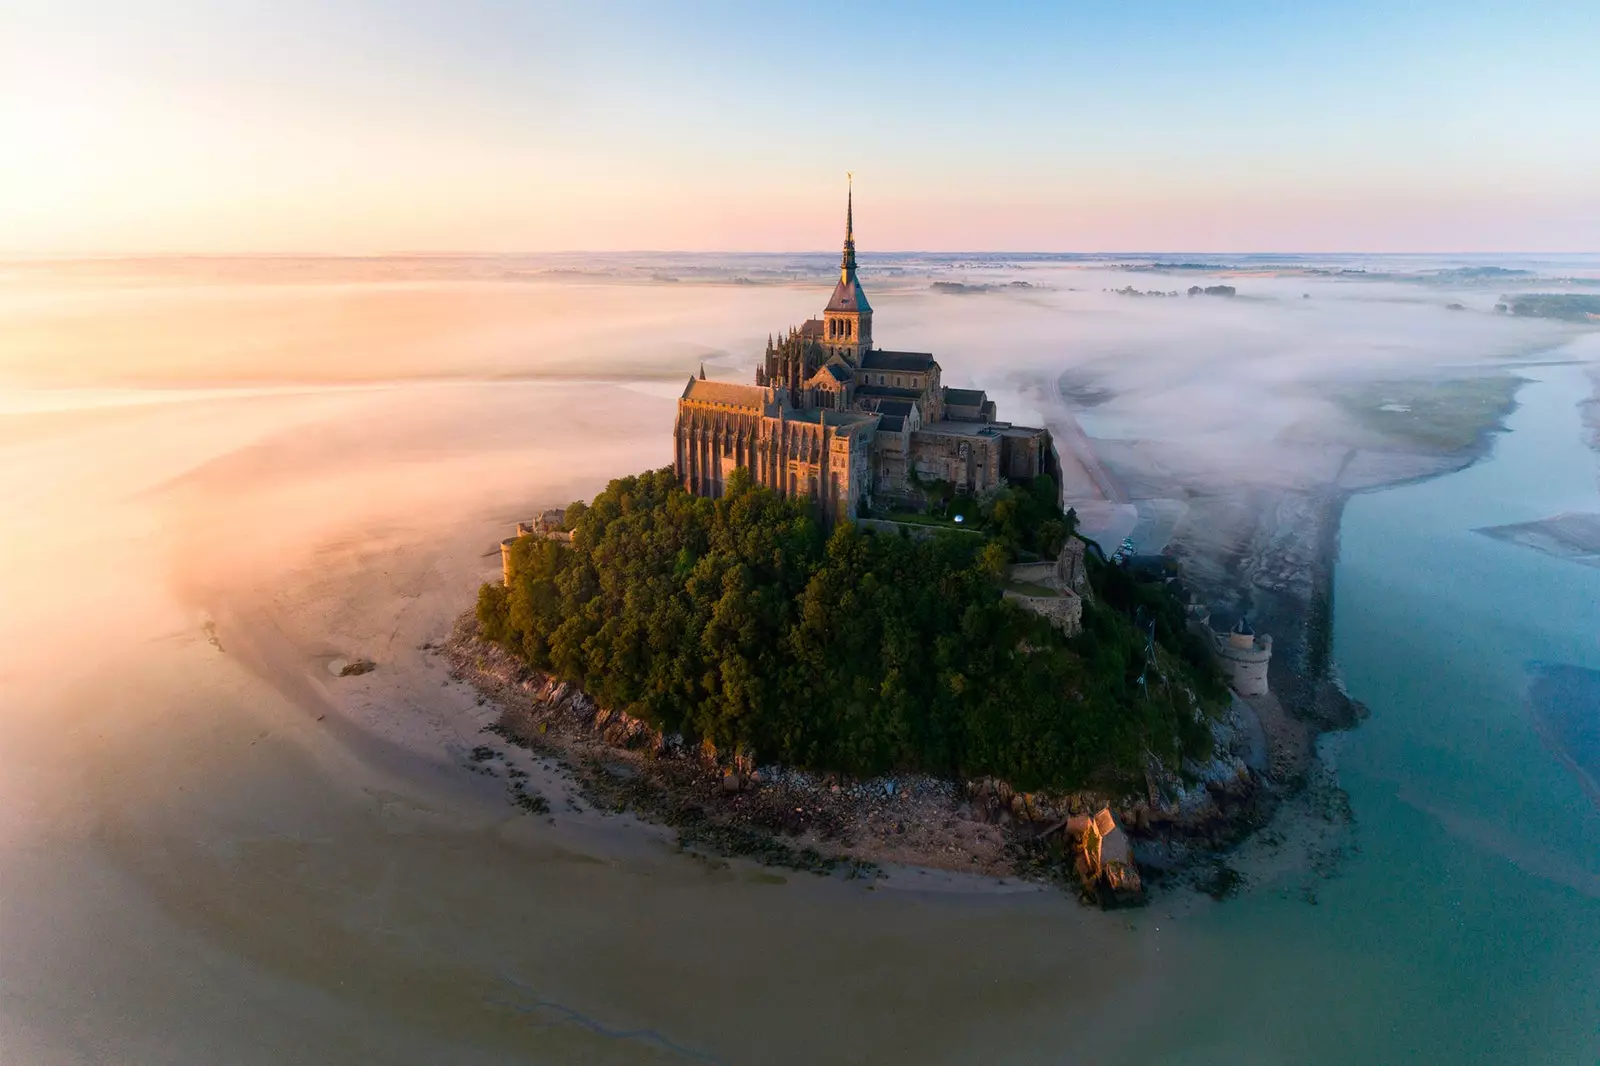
<box><xmin>1101</xmin><ymin>861</ymin><xmax>1145</xmax><ymax>906</ymax></box>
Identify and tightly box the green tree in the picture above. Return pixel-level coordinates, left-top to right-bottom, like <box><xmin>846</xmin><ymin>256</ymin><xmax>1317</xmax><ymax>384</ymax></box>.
<box><xmin>479</xmin><ymin>467</ymin><xmax>1223</xmax><ymax>791</ymax></box>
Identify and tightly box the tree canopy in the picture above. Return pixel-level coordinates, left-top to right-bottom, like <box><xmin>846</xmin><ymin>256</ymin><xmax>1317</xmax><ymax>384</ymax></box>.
<box><xmin>477</xmin><ymin>468</ymin><xmax>1223</xmax><ymax>792</ymax></box>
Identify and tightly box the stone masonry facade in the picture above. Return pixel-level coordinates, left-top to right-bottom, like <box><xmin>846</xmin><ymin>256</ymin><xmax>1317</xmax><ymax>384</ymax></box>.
<box><xmin>673</xmin><ymin>184</ymin><xmax>1062</xmax><ymax>520</ymax></box>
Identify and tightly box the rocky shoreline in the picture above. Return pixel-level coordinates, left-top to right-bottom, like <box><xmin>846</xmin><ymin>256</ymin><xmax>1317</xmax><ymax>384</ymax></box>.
<box><xmin>445</xmin><ymin>610</ymin><xmax>1289</xmax><ymax>906</ymax></box>
<box><xmin>1149</xmin><ymin>402</ymin><xmax>1526</xmax><ymax>899</ymax></box>
<box><xmin>440</xmin><ymin>379</ymin><xmax>1527</xmax><ymax>907</ymax></box>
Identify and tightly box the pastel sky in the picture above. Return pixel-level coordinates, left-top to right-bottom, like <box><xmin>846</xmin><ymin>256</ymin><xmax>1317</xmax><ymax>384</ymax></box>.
<box><xmin>2</xmin><ymin>0</ymin><xmax>1597</xmax><ymax>254</ymax></box>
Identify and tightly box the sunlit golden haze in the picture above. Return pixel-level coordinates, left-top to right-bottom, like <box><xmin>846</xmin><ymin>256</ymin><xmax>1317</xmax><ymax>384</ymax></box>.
<box><xmin>3</xmin><ymin>1</ymin><xmax>1598</xmax><ymax>253</ymax></box>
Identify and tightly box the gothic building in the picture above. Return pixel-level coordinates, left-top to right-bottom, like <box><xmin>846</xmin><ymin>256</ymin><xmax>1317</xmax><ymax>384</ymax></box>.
<box><xmin>673</xmin><ymin>185</ymin><xmax>1060</xmax><ymax>523</ymax></box>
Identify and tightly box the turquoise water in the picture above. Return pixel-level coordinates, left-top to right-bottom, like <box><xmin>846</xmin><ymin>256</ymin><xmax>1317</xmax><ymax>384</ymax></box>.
<box><xmin>1155</xmin><ymin>363</ymin><xmax>1600</xmax><ymax>1064</ymax></box>
<box><xmin>1328</xmin><ymin>362</ymin><xmax>1600</xmax><ymax>1061</ymax></box>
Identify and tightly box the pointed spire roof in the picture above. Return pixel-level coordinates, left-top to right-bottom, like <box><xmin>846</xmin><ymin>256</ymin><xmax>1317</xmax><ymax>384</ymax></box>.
<box><xmin>839</xmin><ymin>173</ymin><xmax>857</xmax><ymax>281</ymax></box>
<box><xmin>826</xmin><ymin>173</ymin><xmax>871</xmax><ymax>314</ymax></box>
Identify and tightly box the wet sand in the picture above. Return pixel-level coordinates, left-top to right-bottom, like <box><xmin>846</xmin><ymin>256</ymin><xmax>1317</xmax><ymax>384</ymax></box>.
<box><xmin>1</xmin><ymin>380</ymin><xmax>1187</xmax><ymax>1066</ymax></box>
<box><xmin>8</xmin><ymin>261</ymin><xmax>1596</xmax><ymax>1064</ymax></box>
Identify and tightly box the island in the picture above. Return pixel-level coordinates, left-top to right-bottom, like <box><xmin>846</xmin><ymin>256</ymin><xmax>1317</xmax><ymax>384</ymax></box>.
<box><xmin>447</xmin><ymin>187</ymin><xmax>1299</xmax><ymax>906</ymax></box>
<box><xmin>467</xmin><ymin>465</ymin><xmax>1255</xmax><ymax>902</ymax></box>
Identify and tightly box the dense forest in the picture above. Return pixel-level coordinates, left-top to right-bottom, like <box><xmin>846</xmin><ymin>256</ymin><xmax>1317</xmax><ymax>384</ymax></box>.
<box><xmin>477</xmin><ymin>468</ymin><xmax>1226</xmax><ymax>792</ymax></box>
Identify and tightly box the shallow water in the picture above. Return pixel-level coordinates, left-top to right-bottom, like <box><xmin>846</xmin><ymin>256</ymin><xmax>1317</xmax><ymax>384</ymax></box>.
<box><xmin>1132</xmin><ymin>361</ymin><xmax>1600</xmax><ymax>1064</ymax></box>
<box><xmin>3</xmin><ymin>265</ymin><xmax>1599</xmax><ymax>1064</ymax></box>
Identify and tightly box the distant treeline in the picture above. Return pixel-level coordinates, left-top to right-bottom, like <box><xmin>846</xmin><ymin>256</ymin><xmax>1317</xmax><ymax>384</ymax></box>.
<box><xmin>930</xmin><ymin>280</ymin><xmax>1037</xmax><ymax>294</ymax></box>
<box><xmin>477</xmin><ymin>469</ymin><xmax>1225</xmax><ymax>791</ymax></box>
<box><xmin>1497</xmin><ymin>294</ymin><xmax>1600</xmax><ymax>322</ymax></box>
<box><xmin>1120</xmin><ymin>262</ymin><xmax>1231</xmax><ymax>272</ymax></box>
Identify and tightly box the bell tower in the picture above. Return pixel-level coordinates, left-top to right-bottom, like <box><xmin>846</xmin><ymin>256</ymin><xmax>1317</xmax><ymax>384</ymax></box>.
<box><xmin>822</xmin><ymin>174</ymin><xmax>872</xmax><ymax>363</ymax></box>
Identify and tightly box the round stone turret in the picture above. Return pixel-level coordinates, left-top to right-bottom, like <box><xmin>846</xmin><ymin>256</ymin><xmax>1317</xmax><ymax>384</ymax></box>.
<box><xmin>1214</xmin><ymin>616</ymin><xmax>1272</xmax><ymax>696</ymax></box>
<box><xmin>500</xmin><ymin>537</ymin><xmax>517</xmax><ymax>587</ymax></box>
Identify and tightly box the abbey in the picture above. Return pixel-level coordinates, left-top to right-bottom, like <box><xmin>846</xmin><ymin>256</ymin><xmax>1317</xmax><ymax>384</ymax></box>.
<box><xmin>673</xmin><ymin>187</ymin><xmax>1060</xmax><ymax>523</ymax></box>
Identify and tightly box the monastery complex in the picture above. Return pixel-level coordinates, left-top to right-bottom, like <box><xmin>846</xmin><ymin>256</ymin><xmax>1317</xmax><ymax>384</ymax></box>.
<box><xmin>673</xmin><ymin>187</ymin><xmax>1061</xmax><ymax>524</ymax></box>
<box><xmin>505</xmin><ymin>185</ymin><xmax>1274</xmax><ymax>699</ymax></box>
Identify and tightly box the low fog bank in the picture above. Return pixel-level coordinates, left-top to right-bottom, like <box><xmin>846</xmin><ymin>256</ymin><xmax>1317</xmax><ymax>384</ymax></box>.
<box><xmin>6</xmin><ymin>249</ymin><xmax>1592</xmax><ymax>793</ymax></box>
<box><xmin>0</xmin><ymin>376</ymin><xmax>1178</xmax><ymax>1065</ymax></box>
<box><xmin>5</xmin><ymin>251</ymin><xmax>1593</xmax><ymax>626</ymax></box>
<box><xmin>0</xmin><ymin>377</ymin><xmax>685</xmax><ymax>1062</ymax></box>
<box><xmin>3</xmin><ymin>253</ymin><xmax>1599</xmax><ymax>1063</ymax></box>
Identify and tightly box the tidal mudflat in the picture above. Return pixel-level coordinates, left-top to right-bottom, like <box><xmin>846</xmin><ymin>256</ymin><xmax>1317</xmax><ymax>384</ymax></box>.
<box><xmin>3</xmin><ymin>258</ymin><xmax>1598</xmax><ymax>1064</ymax></box>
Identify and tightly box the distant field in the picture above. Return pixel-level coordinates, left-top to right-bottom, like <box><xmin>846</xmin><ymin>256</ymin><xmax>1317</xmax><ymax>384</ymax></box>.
<box><xmin>1334</xmin><ymin>375</ymin><xmax>1524</xmax><ymax>453</ymax></box>
<box><xmin>1501</xmin><ymin>294</ymin><xmax>1600</xmax><ymax>322</ymax></box>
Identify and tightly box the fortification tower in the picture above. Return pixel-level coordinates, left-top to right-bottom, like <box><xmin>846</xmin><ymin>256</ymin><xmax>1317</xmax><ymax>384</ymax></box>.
<box><xmin>822</xmin><ymin>176</ymin><xmax>872</xmax><ymax>362</ymax></box>
<box><xmin>1215</xmin><ymin>616</ymin><xmax>1273</xmax><ymax>697</ymax></box>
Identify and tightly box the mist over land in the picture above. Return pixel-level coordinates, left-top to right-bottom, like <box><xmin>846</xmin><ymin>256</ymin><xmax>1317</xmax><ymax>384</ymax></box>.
<box><xmin>3</xmin><ymin>252</ymin><xmax>1599</xmax><ymax>1063</ymax></box>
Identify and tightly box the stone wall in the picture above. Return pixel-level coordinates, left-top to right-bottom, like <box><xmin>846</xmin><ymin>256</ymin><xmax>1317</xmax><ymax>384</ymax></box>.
<box><xmin>1055</xmin><ymin>539</ymin><xmax>1091</xmax><ymax>599</ymax></box>
<box><xmin>501</xmin><ymin>520</ymin><xmax>574</xmax><ymax>587</ymax></box>
<box><xmin>857</xmin><ymin>518</ymin><xmax>982</xmax><ymax>542</ymax></box>
<box><xmin>1003</xmin><ymin>587</ymin><xmax>1083</xmax><ymax>637</ymax></box>
<box><xmin>1007</xmin><ymin>561</ymin><xmax>1056</xmax><ymax>586</ymax></box>
<box><xmin>908</xmin><ymin>430</ymin><xmax>1002</xmax><ymax>496</ymax></box>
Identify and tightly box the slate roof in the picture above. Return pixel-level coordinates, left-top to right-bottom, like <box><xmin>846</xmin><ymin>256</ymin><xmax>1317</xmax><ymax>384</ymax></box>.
<box><xmin>866</xmin><ymin>398</ymin><xmax>914</xmax><ymax>418</ymax></box>
<box><xmin>860</xmin><ymin>349</ymin><xmax>936</xmax><ymax>372</ymax></box>
<box><xmin>799</xmin><ymin>318</ymin><xmax>825</xmax><ymax>338</ymax></box>
<box><xmin>854</xmin><ymin>384</ymin><xmax>922</xmax><ymax>401</ymax></box>
<box><xmin>826</xmin><ymin>275</ymin><xmax>872</xmax><ymax>314</ymax></box>
<box><xmin>943</xmin><ymin>387</ymin><xmax>987</xmax><ymax>407</ymax></box>
<box><xmin>877</xmin><ymin>414</ymin><xmax>905</xmax><ymax>433</ymax></box>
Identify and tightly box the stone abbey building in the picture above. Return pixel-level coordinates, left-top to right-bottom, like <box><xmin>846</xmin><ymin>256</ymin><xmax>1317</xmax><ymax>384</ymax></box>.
<box><xmin>673</xmin><ymin>188</ymin><xmax>1060</xmax><ymax>523</ymax></box>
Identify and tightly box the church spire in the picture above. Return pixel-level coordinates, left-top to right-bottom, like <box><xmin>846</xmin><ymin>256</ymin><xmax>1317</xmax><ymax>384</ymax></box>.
<box><xmin>840</xmin><ymin>172</ymin><xmax>857</xmax><ymax>283</ymax></box>
<box><xmin>847</xmin><ymin>173</ymin><xmax>854</xmax><ymax>242</ymax></box>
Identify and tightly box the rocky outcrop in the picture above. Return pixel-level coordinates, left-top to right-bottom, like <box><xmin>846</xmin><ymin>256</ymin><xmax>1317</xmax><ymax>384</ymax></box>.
<box><xmin>1076</xmin><ymin>808</ymin><xmax>1144</xmax><ymax>906</ymax></box>
<box><xmin>1056</xmin><ymin>538</ymin><xmax>1092</xmax><ymax>600</ymax></box>
<box><xmin>454</xmin><ymin>619</ymin><xmax>1274</xmax><ymax>904</ymax></box>
<box><xmin>964</xmin><ymin>779</ymin><xmax>1148</xmax><ymax>906</ymax></box>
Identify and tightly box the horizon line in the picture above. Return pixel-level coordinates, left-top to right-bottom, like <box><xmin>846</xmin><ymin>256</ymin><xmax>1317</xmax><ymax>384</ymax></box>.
<box><xmin>4</xmin><ymin>249</ymin><xmax>1597</xmax><ymax>261</ymax></box>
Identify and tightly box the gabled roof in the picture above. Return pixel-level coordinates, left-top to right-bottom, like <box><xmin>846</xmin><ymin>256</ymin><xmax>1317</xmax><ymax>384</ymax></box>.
<box><xmin>877</xmin><ymin>414</ymin><xmax>905</xmax><ymax>433</ymax></box>
<box><xmin>855</xmin><ymin>384</ymin><xmax>922</xmax><ymax>401</ymax></box>
<box><xmin>681</xmin><ymin>377</ymin><xmax>770</xmax><ymax>410</ymax></box>
<box><xmin>863</xmin><ymin>398</ymin><xmax>914</xmax><ymax>418</ymax></box>
<box><xmin>860</xmin><ymin>349</ymin><xmax>936</xmax><ymax>372</ymax></box>
<box><xmin>805</xmin><ymin>363</ymin><xmax>853</xmax><ymax>388</ymax></box>
<box><xmin>799</xmin><ymin>318</ymin><xmax>825</xmax><ymax>338</ymax></box>
<box><xmin>943</xmin><ymin>387</ymin><xmax>987</xmax><ymax>407</ymax></box>
<box><xmin>826</xmin><ymin>275</ymin><xmax>872</xmax><ymax>314</ymax></box>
